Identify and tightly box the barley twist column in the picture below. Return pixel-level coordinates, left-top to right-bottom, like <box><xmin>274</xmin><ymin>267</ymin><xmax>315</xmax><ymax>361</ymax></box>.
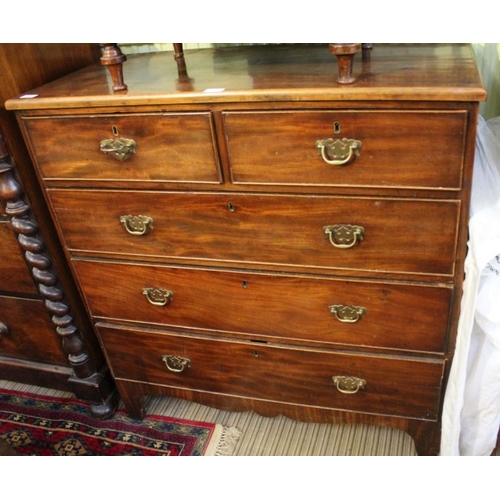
<box><xmin>0</xmin><ymin>133</ymin><xmax>96</xmax><ymax>379</ymax></box>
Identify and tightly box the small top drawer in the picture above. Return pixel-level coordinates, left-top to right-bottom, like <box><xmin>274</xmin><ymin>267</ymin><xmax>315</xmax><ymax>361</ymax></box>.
<box><xmin>223</xmin><ymin>110</ymin><xmax>467</xmax><ymax>190</ymax></box>
<box><xmin>23</xmin><ymin>112</ymin><xmax>222</xmax><ymax>184</ymax></box>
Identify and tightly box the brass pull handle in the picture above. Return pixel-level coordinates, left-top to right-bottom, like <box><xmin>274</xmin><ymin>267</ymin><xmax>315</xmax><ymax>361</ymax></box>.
<box><xmin>120</xmin><ymin>215</ymin><xmax>153</xmax><ymax>236</ymax></box>
<box><xmin>316</xmin><ymin>138</ymin><xmax>362</xmax><ymax>166</ymax></box>
<box><xmin>324</xmin><ymin>224</ymin><xmax>364</xmax><ymax>249</ymax></box>
<box><xmin>0</xmin><ymin>322</ymin><xmax>8</xmax><ymax>339</ymax></box>
<box><xmin>162</xmin><ymin>355</ymin><xmax>191</xmax><ymax>373</ymax></box>
<box><xmin>329</xmin><ymin>305</ymin><xmax>367</xmax><ymax>323</ymax></box>
<box><xmin>100</xmin><ymin>137</ymin><xmax>136</xmax><ymax>161</ymax></box>
<box><xmin>143</xmin><ymin>288</ymin><xmax>173</xmax><ymax>306</ymax></box>
<box><xmin>332</xmin><ymin>376</ymin><xmax>367</xmax><ymax>394</ymax></box>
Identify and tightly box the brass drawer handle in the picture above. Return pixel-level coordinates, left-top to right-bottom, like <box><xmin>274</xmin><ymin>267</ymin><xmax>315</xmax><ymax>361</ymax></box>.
<box><xmin>162</xmin><ymin>355</ymin><xmax>191</xmax><ymax>373</ymax></box>
<box><xmin>0</xmin><ymin>322</ymin><xmax>8</xmax><ymax>339</ymax></box>
<box><xmin>324</xmin><ymin>224</ymin><xmax>364</xmax><ymax>249</ymax></box>
<box><xmin>329</xmin><ymin>304</ymin><xmax>367</xmax><ymax>323</ymax></box>
<box><xmin>100</xmin><ymin>137</ymin><xmax>136</xmax><ymax>161</ymax></box>
<box><xmin>332</xmin><ymin>376</ymin><xmax>367</xmax><ymax>394</ymax></box>
<box><xmin>142</xmin><ymin>288</ymin><xmax>173</xmax><ymax>306</ymax></box>
<box><xmin>316</xmin><ymin>138</ymin><xmax>362</xmax><ymax>166</ymax></box>
<box><xmin>120</xmin><ymin>215</ymin><xmax>153</xmax><ymax>236</ymax></box>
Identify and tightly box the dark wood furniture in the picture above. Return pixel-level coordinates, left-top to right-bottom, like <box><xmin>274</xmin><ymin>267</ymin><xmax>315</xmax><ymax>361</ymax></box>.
<box><xmin>7</xmin><ymin>44</ymin><xmax>486</xmax><ymax>453</ymax></box>
<box><xmin>0</xmin><ymin>44</ymin><xmax>115</xmax><ymax>417</ymax></box>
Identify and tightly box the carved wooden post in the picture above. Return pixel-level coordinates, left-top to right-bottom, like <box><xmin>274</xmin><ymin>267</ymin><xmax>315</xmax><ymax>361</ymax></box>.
<box><xmin>100</xmin><ymin>43</ymin><xmax>128</xmax><ymax>91</ymax></box>
<box><xmin>0</xmin><ymin>134</ymin><xmax>96</xmax><ymax>380</ymax></box>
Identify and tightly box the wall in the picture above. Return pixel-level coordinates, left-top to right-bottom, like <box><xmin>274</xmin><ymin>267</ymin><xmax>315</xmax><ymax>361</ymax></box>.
<box><xmin>119</xmin><ymin>43</ymin><xmax>500</xmax><ymax>119</ymax></box>
<box><xmin>472</xmin><ymin>44</ymin><xmax>500</xmax><ymax>119</ymax></box>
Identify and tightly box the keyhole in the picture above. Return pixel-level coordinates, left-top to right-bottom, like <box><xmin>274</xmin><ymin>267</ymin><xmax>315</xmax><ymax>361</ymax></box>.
<box><xmin>334</xmin><ymin>122</ymin><xmax>341</xmax><ymax>134</ymax></box>
<box><xmin>254</xmin><ymin>351</ymin><xmax>259</xmax><ymax>357</ymax></box>
<box><xmin>242</xmin><ymin>280</ymin><xmax>248</xmax><ymax>289</ymax></box>
<box><xmin>112</xmin><ymin>125</ymin><xmax>119</xmax><ymax>136</ymax></box>
<box><xmin>228</xmin><ymin>202</ymin><xmax>235</xmax><ymax>212</ymax></box>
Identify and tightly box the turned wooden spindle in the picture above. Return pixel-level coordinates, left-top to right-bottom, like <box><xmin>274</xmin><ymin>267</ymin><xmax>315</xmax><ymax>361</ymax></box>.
<box><xmin>100</xmin><ymin>43</ymin><xmax>128</xmax><ymax>91</ymax></box>
<box><xmin>100</xmin><ymin>43</ymin><xmax>190</xmax><ymax>92</ymax></box>
<box><xmin>0</xmin><ymin>133</ymin><xmax>97</xmax><ymax>380</ymax></box>
<box><xmin>329</xmin><ymin>43</ymin><xmax>362</xmax><ymax>84</ymax></box>
<box><xmin>329</xmin><ymin>43</ymin><xmax>373</xmax><ymax>84</ymax></box>
<box><xmin>173</xmin><ymin>43</ymin><xmax>184</xmax><ymax>59</ymax></box>
<box><xmin>173</xmin><ymin>43</ymin><xmax>188</xmax><ymax>76</ymax></box>
<box><xmin>172</xmin><ymin>42</ymin><xmax>195</xmax><ymax>91</ymax></box>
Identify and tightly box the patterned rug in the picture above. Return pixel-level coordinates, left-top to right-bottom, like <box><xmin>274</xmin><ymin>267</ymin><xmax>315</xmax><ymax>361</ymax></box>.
<box><xmin>0</xmin><ymin>388</ymin><xmax>240</xmax><ymax>456</ymax></box>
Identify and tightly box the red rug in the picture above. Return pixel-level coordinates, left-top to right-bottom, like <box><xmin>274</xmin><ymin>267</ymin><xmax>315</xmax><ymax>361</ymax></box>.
<box><xmin>0</xmin><ymin>388</ymin><xmax>240</xmax><ymax>456</ymax></box>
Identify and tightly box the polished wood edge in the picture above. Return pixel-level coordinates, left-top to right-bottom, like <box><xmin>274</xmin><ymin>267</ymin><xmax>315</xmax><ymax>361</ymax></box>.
<box><xmin>6</xmin><ymin>86</ymin><xmax>487</xmax><ymax>111</ymax></box>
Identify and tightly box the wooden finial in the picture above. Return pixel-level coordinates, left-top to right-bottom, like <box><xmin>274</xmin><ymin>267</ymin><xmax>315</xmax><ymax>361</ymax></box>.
<box><xmin>100</xmin><ymin>43</ymin><xmax>128</xmax><ymax>91</ymax></box>
<box><xmin>329</xmin><ymin>43</ymin><xmax>362</xmax><ymax>84</ymax></box>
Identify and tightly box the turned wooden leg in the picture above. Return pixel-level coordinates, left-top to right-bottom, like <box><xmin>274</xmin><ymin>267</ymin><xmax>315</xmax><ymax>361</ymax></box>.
<box><xmin>90</xmin><ymin>392</ymin><xmax>119</xmax><ymax>420</ymax></box>
<box><xmin>329</xmin><ymin>43</ymin><xmax>362</xmax><ymax>84</ymax></box>
<box><xmin>100</xmin><ymin>43</ymin><xmax>127</xmax><ymax>91</ymax></box>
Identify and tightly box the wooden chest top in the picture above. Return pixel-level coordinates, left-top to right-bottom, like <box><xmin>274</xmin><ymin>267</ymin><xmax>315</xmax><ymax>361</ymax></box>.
<box><xmin>5</xmin><ymin>44</ymin><xmax>486</xmax><ymax>111</ymax></box>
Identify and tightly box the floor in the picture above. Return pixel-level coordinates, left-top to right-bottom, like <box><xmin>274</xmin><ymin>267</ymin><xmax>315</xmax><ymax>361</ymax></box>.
<box><xmin>0</xmin><ymin>379</ymin><xmax>417</xmax><ymax>456</ymax></box>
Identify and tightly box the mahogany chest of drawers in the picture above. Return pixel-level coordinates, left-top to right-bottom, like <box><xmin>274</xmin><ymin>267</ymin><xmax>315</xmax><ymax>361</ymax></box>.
<box><xmin>7</xmin><ymin>44</ymin><xmax>486</xmax><ymax>454</ymax></box>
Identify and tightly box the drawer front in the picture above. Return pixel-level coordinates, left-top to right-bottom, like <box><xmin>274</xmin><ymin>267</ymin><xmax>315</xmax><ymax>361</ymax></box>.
<box><xmin>23</xmin><ymin>113</ymin><xmax>221</xmax><ymax>183</ymax></box>
<box><xmin>0</xmin><ymin>295</ymin><xmax>66</xmax><ymax>364</ymax></box>
<box><xmin>52</xmin><ymin>189</ymin><xmax>459</xmax><ymax>277</ymax></box>
<box><xmin>74</xmin><ymin>260</ymin><xmax>451</xmax><ymax>353</ymax></box>
<box><xmin>0</xmin><ymin>222</ymin><xmax>37</xmax><ymax>295</ymax></box>
<box><xmin>224</xmin><ymin>110</ymin><xmax>467</xmax><ymax>189</ymax></box>
<box><xmin>97</xmin><ymin>324</ymin><xmax>444</xmax><ymax>420</ymax></box>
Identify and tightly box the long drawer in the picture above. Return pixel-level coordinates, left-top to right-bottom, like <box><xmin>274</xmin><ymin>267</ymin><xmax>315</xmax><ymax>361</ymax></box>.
<box><xmin>97</xmin><ymin>323</ymin><xmax>444</xmax><ymax>420</ymax></box>
<box><xmin>74</xmin><ymin>259</ymin><xmax>452</xmax><ymax>353</ymax></box>
<box><xmin>23</xmin><ymin>113</ymin><xmax>221</xmax><ymax>183</ymax></box>
<box><xmin>223</xmin><ymin>110</ymin><xmax>467</xmax><ymax>189</ymax></box>
<box><xmin>50</xmin><ymin>189</ymin><xmax>459</xmax><ymax>277</ymax></box>
<box><xmin>0</xmin><ymin>295</ymin><xmax>66</xmax><ymax>364</ymax></box>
